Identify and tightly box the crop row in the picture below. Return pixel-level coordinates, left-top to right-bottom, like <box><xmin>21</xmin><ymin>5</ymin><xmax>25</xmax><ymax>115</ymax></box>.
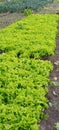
<box><xmin>0</xmin><ymin>15</ymin><xmax>58</xmax><ymax>59</ymax></box>
<box><xmin>0</xmin><ymin>14</ymin><xmax>58</xmax><ymax>130</ymax></box>
<box><xmin>0</xmin><ymin>0</ymin><xmax>53</xmax><ymax>13</ymax></box>
<box><xmin>0</xmin><ymin>55</ymin><xmax>53</xmax><ymax>130</ymax></box>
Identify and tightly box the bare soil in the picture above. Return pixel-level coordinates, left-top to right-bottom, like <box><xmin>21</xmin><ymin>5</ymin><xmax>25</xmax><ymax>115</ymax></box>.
<box><xmin>0</xmin><ymin>12</ymin><xmax>25</xmax><ymax>29</ymax></box>
<box><xmin>39</xmin><ymin>3</ymin><xmax>59</xmax><ymax>14</ymax></box>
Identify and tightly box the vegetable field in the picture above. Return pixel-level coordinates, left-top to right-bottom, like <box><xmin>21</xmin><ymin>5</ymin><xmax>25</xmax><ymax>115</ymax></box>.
<box><xmin>0</xmin><ymin>0</ymin><xmax>53</xmax><ymax>13</ymax></box>
<box><xmin>0</xmin><ymin>15</ymin><xmax>58</xmax><ymax>130</ymax></box>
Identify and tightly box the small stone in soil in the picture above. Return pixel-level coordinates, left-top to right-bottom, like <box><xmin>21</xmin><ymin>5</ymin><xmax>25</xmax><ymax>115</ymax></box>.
<box><xmin>53</xmin><ymin>91</ymin><xmax>58</xmax><ymax>96</ymax></box>
<box><xmin>49</xmin><ymin>102</ymin><xmax>53</xmax><ymax>107</ymax></box>
<box><xmin>54</xmin><ymin>77</ymin><xmax>57</xmax><ymax>81</ymax></box>
<box><xmin>54</xmin><ymin>61</ymin><xmax>59</xmax><ymax>65</ymax></box>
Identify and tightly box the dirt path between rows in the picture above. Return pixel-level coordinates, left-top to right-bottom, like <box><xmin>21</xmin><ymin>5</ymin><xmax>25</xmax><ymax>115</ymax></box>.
<box><xmin>39</xmin><ymin>3</ymin><xmax>59</xmax><ymax>14</ymax></box>
<box><xmin>40</xmin><ymin>21</ymin><xmax>59</xmax><ymax>130</ymax></box>
<box><xmin>0</xmin><ymin>12</ymin><xmax>25</xmax><ymax>29</ymax></box>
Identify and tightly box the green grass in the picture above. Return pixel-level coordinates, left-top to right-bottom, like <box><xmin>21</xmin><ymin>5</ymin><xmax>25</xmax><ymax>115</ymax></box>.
<box><xmin>54</xmin><ymin>0</ymin><xmax>59</xmax><ymax>3</ymax></box>
<box><xmin>0</xmin><ymin>1</ymin><xmax>5</xmax><ymax>6</ymax></box>
<box><xmin>54</xmin><ymin>123</ymin><xmax>59</xmax><ymax>130</ymax></box>
<box><xmin>0</xmin><ymin>14</ymin><xmax>58</xmax><ymax>130</ymax></box>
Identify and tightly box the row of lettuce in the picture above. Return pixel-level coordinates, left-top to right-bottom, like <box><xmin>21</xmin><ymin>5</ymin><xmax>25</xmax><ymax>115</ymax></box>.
<box><xmin>0</xmin><ymin>0</ymin><xmax>53</xmax><ymax>13</ymax></box>
<box><xmin>0</xmin><ymin>15</ymin><xmax>58</xmax><ymax>130</ymax></box>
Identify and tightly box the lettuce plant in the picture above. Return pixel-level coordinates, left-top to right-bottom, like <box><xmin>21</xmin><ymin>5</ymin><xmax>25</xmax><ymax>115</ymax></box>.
<box><xmin>0</xmin><ymin>14</ymin><xmax>58</xmax><ymax>130</ymax></box>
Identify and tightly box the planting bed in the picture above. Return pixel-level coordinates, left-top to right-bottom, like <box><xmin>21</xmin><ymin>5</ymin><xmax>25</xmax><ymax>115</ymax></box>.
<box><xmin>0</xmin><ymin>15</ymin><xmax>58</xmax><ymax>130</ymax></box>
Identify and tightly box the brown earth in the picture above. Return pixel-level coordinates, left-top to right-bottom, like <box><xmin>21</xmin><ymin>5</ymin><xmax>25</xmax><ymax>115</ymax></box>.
<box><xmin>39</xmin><ymin>3</ymin><xmax>59</xmax><ymax>14</ymax></box>
<box><xmin>0</xmin><ymin>12</ymin><xmax>25</xmax><ymax>29</ymax></box>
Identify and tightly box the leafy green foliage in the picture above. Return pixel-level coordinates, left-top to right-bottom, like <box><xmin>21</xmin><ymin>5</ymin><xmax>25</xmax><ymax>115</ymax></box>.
<box><xmin>0</xmin><ymin>14</ymin><xmax>58</xmax><ymax>130</ymax></box>
<box><xmin>0</xmin><ymin>15</ymin><xmax>58</xmax><ymax>58</ymax></box>
<box><xmin>0</xmin><ymin>56</ymin><xmax>52</xmax><ymax>130</ymax></box>
<box><xmin>54</xmin><ymin>0</ymin><xmax>59</xmax><ymax>3</ymax></box>
<box><xmin>0</xmin><ymin>0</ymin><xmax>53</xmax><ymax>13</ymax></box>
<box><xmin>24</xmin><ymin>9</ymin><xmax>33</xmax><ymax>16</ymax></box>
<box><xmin>54</xmin><ymin>123</ymin><xmax>59</xmax><ymax>130</ymax></box>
